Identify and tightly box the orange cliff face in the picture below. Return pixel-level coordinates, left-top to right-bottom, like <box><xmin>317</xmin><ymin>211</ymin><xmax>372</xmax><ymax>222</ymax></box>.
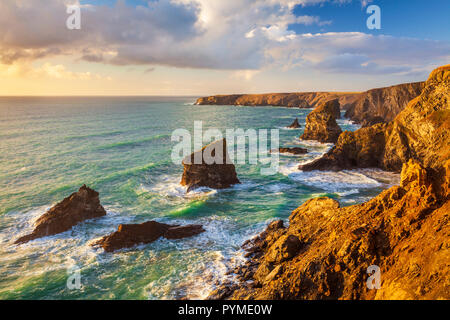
<box><xmin>209</xmin><ymin>159</ymin><xmax>450</xmax><ymax>300</ymax></box>
<box><xmin>301</xmin><ymin>65</ymin><xmax>450</xmax><ymax>172</ymax></box>
<box><xmin>195</xmin><ymin>92</ymin><xmax>361</xmax><ymax>109</ymax></box>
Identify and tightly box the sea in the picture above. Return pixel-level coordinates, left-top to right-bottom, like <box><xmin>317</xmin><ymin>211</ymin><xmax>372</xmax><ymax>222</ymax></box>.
<box><xmin>0</xmin><ymin>96</ymin><xmax>400</xmax><ymax>299</ymax></box>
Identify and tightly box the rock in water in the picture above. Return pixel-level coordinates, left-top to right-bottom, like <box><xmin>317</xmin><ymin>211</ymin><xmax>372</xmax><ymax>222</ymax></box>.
<box><xmin>276</xmin><ymin>147</ymin><xmax>308</xmax><ymax>155</ymax></box>
<box><xmin>15</xmin><ymin>185</ymin><xmax>106</xmax><ymax>244</ymax></box>
<box><xmin>213</xmin><ymin>159</ymin><xmax>450</xmax><ymax>300</ymax></box>
<box><xmin>181</xmin><ymin>139</ymin><xmax>240</xmax><ymax>192</ymax></box>
<box><xmin>91</xmin><ymin>221</ymin><xmax>205</xmax><ymax>252</ymax></box>
<box><xmin>300</xmin><ymin>64</ymin><xmax>450</xmax><ymax>172</ymax></box>
<box><xmin>287</xmin><ymin>118</ymin><xmax>301</xmax><ymax>128</ymax></box>
<box><xmin>300</xmin><ymin>99</ymin><xmax>342</xmax><ymax>143</ymax></box>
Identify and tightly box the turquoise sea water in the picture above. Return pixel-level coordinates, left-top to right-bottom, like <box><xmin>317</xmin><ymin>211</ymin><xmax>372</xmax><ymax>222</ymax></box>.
<box><xmin>0</xmin><ymin>97</ymin><xmax>400</xmax><ymax>299</ymax></box>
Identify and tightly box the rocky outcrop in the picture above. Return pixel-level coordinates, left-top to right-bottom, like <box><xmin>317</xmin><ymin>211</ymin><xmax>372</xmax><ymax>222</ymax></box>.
<box><xmin>300</xmin><ymin>99</ymin><xmax>342</xmax><ymax>143</ymax></box>
<box><xmin>345</xmin><ymin>82</ymin><xmax>424</xmax><ymax>127</ymax></box>
<box><xmin>287</xmin><ymin>118</ymin><xmax>301</xmax><ymax>128</ymax></box>
<box><xmin>181</xmin><ymin>139</ymin><xmax>240</xmax><ymax>192</ymax></box>
<box><xmin>276</xmin><ymin>147</ymin><xmax>308</xmax><ymax>155</ymax></box>
<box><xmin>301</xmin><ymin>65</ymin><xmax>450</xmax><ymax>172</ymax></box>
<box><xmin>209</xmin><ymin>159</ymin><xmax>450</xmax><ymax>300</ymax></box>
<box><xmin>196</xmin><ymin>92</ymin><xmax>360</xmax><ymax>109</ymax></box>
<box><xmin>92</xmin><ymin>221</ymin><xmax>205</xmax><ymax>252</ymax></box>
<box><xmin>15</xmin><ymin>185</ymin><xmax>106</xmax><ymax>244</ymax></box>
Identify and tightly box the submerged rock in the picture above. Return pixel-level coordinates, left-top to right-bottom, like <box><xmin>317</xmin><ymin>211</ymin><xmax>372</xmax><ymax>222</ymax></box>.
<box><xmin>91</xmin><ymin>221</ymin><xmax>205</xmax><ymax>252</ymax></box>
<box><xmin>276</xmin><ymin>147</ymin><xmax>308</xmax><ymax>155</ymax></box>
<box><xmin>300</xmin><ymin>65</ymin><xmax>450</xmax><ymax>172</ymax></box>
<box><xmin>212</xmin><ymin>159</ymin><xmax>450</xmax><ymax>300</ymax></box>
<box><xmin>287</xmin><ymin>118</ymin><xmax>301</xmax><ymax>128</ymax></box>
<box><xmin>300</xmin><ymin>99</ymin><xmax>342</xmax><ymax>143</ymax></box>
<box><xmin>15</xmin><ymin>185</ymin><xmax>106</xmax><ymax>244</ymax></box>
<box><xmin>180</xmin><ymin>139</ymin><xmax>240</xmax><ymax>192</ymax></box>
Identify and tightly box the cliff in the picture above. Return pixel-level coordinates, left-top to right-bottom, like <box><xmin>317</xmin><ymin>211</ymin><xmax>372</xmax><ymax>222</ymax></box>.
<box><xmin>195</xmin><ymin>92</ymin><xmax>360</xmax><ymax>109</ymax></box>
<box><xmin>209</xmin><ymin>159</ymin><xmax>450</xmax><ymax>300</ymax></box>
<box><xmin>345</xmin><ymin>82</ymin><xmax>425</xmax><ymax>127</ymax></box>
<box><xmin>300</xmin><ymin>99</ymin><xmax>342</xmax><ymax>143</ymax></box>
<box><xmin>301</xmin><ymin>65</ymin><xmax>450</xmax><ymax>173</ymax></box>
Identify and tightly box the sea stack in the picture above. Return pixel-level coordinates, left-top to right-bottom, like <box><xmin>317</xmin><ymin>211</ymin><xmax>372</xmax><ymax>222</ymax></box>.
<box><xmin>181</xmin><ymin>139</ymin><xmax>240</xmax><ymax>192</ymax></box>
<box><xmin>91</xmin><ymin>221</ymin><xmax>205</xmax><ymax>252</ymax></box>
<box><xmin>300</xmin><ymin>64</ymin><xmax>450</xmax><ymax>172</ymax></box>
<box><xmin>15</xmin><ymin>185</ymin><xmax>106</xmax><ymax>244</ymax></box>
<box><xmin>287</xmin><ymin>118</ymin><xmax>301</xmax><ymax>128</ymax></box>
<box><xmin>300</xmin><ymin>99</ymin><xmax>342</xmax><ymax>143</ymax></box>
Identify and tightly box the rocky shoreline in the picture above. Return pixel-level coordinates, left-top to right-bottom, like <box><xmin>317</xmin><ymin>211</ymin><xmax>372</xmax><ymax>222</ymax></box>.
<box><xmin>207</xmin><ymin>65</ymin><xmax>449</xmax><ymax>300</ymax></box>
<box><xmin>12</xmin><ymin>65</ymin><xmax>449</xmax><ymax>300</ymax></box>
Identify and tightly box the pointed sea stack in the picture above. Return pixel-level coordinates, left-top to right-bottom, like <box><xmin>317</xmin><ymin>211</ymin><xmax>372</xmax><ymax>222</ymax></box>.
<box><xmin>91</xmin><ymin>221</ymin><xmax>205</xmax><ymax>252</ymax></box>
<box><xmin>181</xmin><ymin>139</ymin><xmax>240</xmax><ymax>192</ymax></box>
<box><xmin>287</xmin><ymin>118</ymin><xmax>301</xmax><ymax>128</ymax></box>
<box><xmin>15</xmin><ymin>185</ymin><xmax>106</xmax><ymax>244</ymax></box>
<box><xmin>300</xmin><ymin>99</ymin><xmax>342</xmax><ymax>143</ymax></box>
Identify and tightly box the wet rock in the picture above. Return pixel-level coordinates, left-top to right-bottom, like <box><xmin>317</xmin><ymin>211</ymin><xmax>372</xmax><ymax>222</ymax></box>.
<box><xmin>277</xmin><ymin>147</ymin><xmax>308</xmax><ymax>155</ymax></box>
<box><xmin>300</xmin><ymin>99</ymin><xmax>342</xmax><ymax>143</ymax></box>
<box><xmin>287</xmin><ymin>118</ymin><xmax>301</xmax><ymax>128</ymax></box>
<box><xmin>180</xmin><ymin>139</ymin><xmax>240</xmax><ymax>192</ymax></box>
<box><xmin>15</xmin><ymin>185</ymin><xmax>106</xmax><ymax>244</ymax></box>
<box><xmin>92</xmin><ymin>221</ymin><xmax>205</xmax><ymax>252</ymax></box>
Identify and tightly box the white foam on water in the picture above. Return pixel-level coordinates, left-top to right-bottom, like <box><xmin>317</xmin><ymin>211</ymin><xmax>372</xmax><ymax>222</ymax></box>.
<box><xmin>280</xmin><ymin>163</ymin><xmax>385</xmax><ymax>192</ymax></box>
<box><xmin>335</xmin><ymin>189</ymin><xmax>360</xmax><ymax>196</ymax></box>
<box><xmin>145</xmin><ymin>216</ymin><xmax>275</xmax><ymax>300</ymax></box>
<box><xmin>139</xmin><ymin>175</ymin><xmax>218</xmax><ymax>199</ymax></box>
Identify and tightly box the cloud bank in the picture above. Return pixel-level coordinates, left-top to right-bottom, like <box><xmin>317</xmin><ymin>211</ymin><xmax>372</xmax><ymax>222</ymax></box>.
<box><xmin>0</xmin><ymin>0</ymin><xmax>449</xmax><ymax>77</ymax></box>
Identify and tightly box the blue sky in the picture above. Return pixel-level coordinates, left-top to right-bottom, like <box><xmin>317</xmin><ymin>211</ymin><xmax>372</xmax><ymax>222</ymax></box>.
<box><xmin>290</xmin><ymin>0</ymin><xmax>450</xmax><ymax>41</ymax></box>
<box><xmin>1</xmin><ymin>0</ymin><xmax>449</xmax><ymax>95</ymax></box>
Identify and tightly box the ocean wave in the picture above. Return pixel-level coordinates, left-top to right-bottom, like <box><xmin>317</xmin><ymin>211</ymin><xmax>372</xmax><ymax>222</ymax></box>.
<box><xmin>280</xmin><ymin>163</ymin><xmax>385</xmax><ymax>192</ymax></box>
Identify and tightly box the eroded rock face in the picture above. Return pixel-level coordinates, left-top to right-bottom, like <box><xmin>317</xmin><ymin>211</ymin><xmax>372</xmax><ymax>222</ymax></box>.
<box><xmin>287</xmin><ymin>118</ymin><xmax>301</xmax><ymax>128</ymax></box>
<box><xmin>277</xmin><ymin>147</ymin><xmax>308</xmax><ymax>155</ymax></box>
<box><xmin>210</xmin><ymin>159</ymin><xmax>450</xmax><ymax>300</ymax></box>
<box><xmin>15</xmin><ymin>185</ymin><xmax>106</xmax><ymax>244</ymax></box>
<box><xmin>301</xmin><ymin>65</ymin><xmax>450</xmax><ymax>172</ymax></box>
<box><xmin>345</xmin><ymin>82</ymin><xmax>425</xmax><ymax>127</ymax></box>
<box><xmin>181</xmin><ymin>139</ymin><xmax>240</xmax><ymax>192</ymax></box>
<box><xmin>300</xmin><ymin>99</ymin><xmax>342</xmax><ymax>143</ymax></box>
<box><xmin>195</xmin><ymin>92</ymin><xmax>360</xmax><ymax>109</ymax></box>
<box><xmin>92</xmin><ymin>221</ymin><xmax>205</xmax><ymax>252</ymax></box>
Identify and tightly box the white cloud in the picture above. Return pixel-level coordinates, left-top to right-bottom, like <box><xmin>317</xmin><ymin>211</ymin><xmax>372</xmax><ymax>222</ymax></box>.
<box><xmin>0</xmin><ymin>0</ymin><xmax>448</xmax><ymax>78</ymax></box>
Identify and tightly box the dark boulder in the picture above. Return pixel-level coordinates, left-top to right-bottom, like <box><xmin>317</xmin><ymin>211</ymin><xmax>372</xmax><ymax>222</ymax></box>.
<box><xmin>276</xmin><ymin>147</ymin><xmax>308</xmax><ymax>155</ymax></box>
<box><xmin>15</xmin><ymin>185</ymin><xmax>106</xmax><ymax>244</ymax></box>
<box><xmin>287</xmin><ymin>118</ymin><xmax>301</xmax><ymax>128</ymax></box>
<box><xmin>92</xmin><ymin>220</ymin><xmax>205</xmax><ymax>252</ymax></box>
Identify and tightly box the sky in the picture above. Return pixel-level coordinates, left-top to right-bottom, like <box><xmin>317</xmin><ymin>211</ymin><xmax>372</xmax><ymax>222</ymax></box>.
<box><xmin>0</xmin><ymin>0</ymin><xmax>449</xmax><ymax>96</ymax></box>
